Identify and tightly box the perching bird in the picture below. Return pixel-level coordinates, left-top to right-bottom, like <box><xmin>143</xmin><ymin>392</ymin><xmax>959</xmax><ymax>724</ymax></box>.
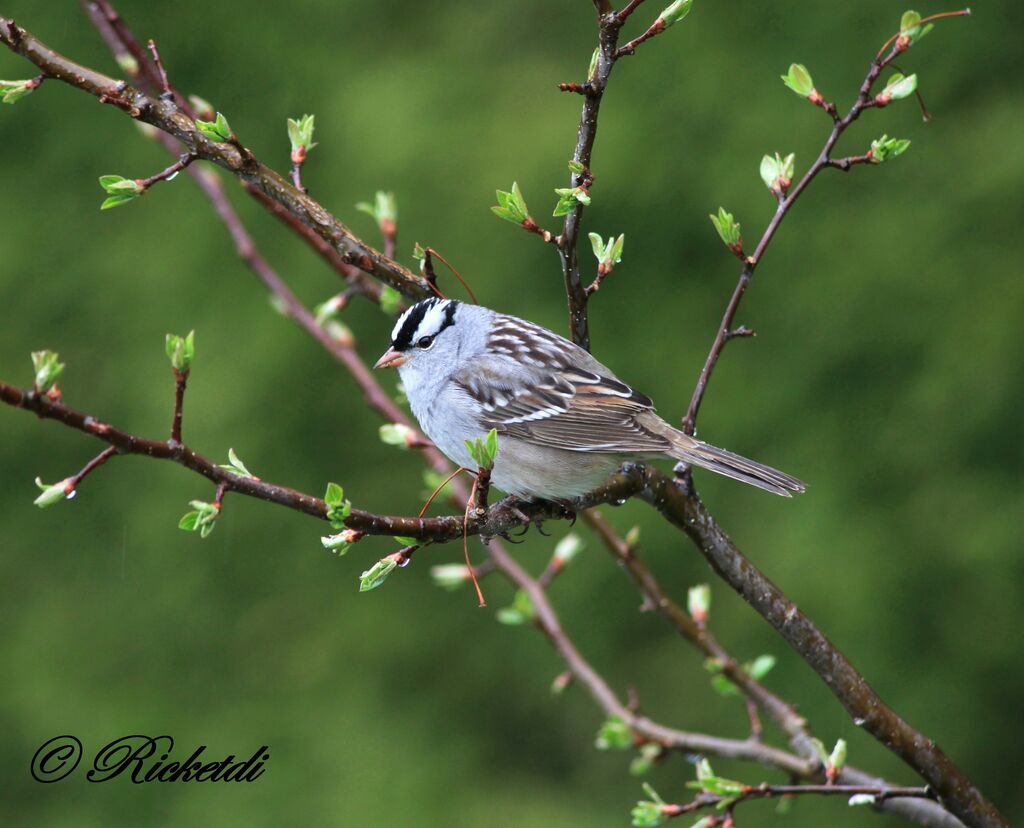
<box><xmin>374</xmin><ymin>298</ymin><xmax>804</xmax><ymax>500</ymax></box>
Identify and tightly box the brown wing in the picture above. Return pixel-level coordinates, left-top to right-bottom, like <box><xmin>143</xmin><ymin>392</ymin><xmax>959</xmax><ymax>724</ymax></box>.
<box><xmin>454</xmin><ymin>315</ymin><xmax>671</xmax><ymax>454</ymax></box>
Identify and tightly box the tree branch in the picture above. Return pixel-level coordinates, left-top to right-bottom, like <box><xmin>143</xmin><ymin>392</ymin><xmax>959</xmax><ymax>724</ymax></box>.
<box><xmin>0</xmin><ymin>17</ymin><xmax>431</xmax><ymax>300</ymax></box>
<box><xmin>682</xmin><ymin>45</ymin><xmax>902</xmax><ymax>435</ymax></box>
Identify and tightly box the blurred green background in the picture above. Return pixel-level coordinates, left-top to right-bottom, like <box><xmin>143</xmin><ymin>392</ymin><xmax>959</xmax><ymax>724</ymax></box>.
<box><xmin>1</xmin><ymin>1</ymin><xmax>1021</xmax><ymax>825</ymax></box>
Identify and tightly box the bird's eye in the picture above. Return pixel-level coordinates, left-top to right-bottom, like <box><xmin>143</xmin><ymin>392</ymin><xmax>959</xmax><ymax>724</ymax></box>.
<box><xmin>417</xmin><ymin>335</ymin><xmax>435</xmax><ymax>349</ymax></box>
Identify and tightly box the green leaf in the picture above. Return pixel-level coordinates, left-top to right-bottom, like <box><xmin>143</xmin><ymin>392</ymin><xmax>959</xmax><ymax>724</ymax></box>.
<box><xmin>898</xmin><ymin>10</ymin><xmax>934</xmax><ymax>45</ymax></box>
<box><xmin>609</xmin><ymin>233</ymin><xmax>625</xmax><ymax>263</ymax></box>
<box><xmin>464</xmin><ymin>428</ymin><xmax>499</xmax><ymax>470</ymax></box>
<box><xmin>870</xmin><ymin>134</ymin><xmax>912</xmax><ymax>163</ymax></box>
<box><xmin>321</xmin><ymin>532</ymin><xmax>352</xmax><ymax>554</ymax></box>
<box><xmin>379</xmin><ymin>286</ymin><xmax>401</xmax><ymax>315</ymax></box>
<box><xmin>829</xmin><ymin>738</ymin><xmax>848</xmax><ymax>770</ymax></box>
<box><xmin>165</xmin><ymin>331</ymin><xmax>195</xmax><ymax>373</ymax></box>
<box><xmin>219</xmin><ymin>447</ymin><xmax>254</xmax><ymax>477</ymax></box>
<box><xmin>286</xmin><ymin>113</ymin><xmax>316</xmax><ymax>152</ymax></box>
<box><xmin>98</xmin><ymin>174</ymin><xmax>144</xmax><ymax>195</ymax></box>
<box><xmin>568</xmin><ymin>159</ymin><xmax>586</xmax><ymax>174</ymax></box>
<box><xmin>33</xmin><ymin>476</ymin><xmax>70</xmax><ymax>508</ymax></box>
<box><xmin>323</xmin><ymin>481</ymin><xmax>352</xmax><ymax>527</ymax></box>
<box><xmin>708</xmin><ymin>207</ymin><xmax>741</xmax><ymax>248</ymax></box>
<box><xmin>31</xmin><ymin>350</ymin><xmax>64</xmax><ymax>392</ymax></box>
<box><xmin>0</xmin><ymin>78</ymin><xmax>38</xmax><ymax>104</ymax></box>
<box><xmin>595</xmin><ymin>715</ymin><xmax>632</xmax><ymax>750</ymax></box>
<box><xmin>496</xmin><ymin>589</ymin><xmax>534</xmax><ymax>625</ymax></box>
<box><xmin>631</xmin><ymin>783</ymin><xmax>668</xmax><ymax>827</ymax></box>
<box><xmin>658</xmin><ymin>0</ymin><xmax>694</xmax><ymax>27</ymax></box>
<box><xmin>101</xmin><ymin>194</ymin><xmax>138</xmax><ymax>210</ymax></box>
<box><xmin>588</xmin><ymin>232</ymin><xmax>605</xmax><ymax>260</ymax></box>
<box><xmin>492</xmin><ymin>182</ymin><xmax>529</xmax><ymax>224</ymax></box>
<box><xmin>781</xmin><ymin>63</ymin><xmax>814</xmax><ymax>97</ymax></box>
<box><xmin>356</xmin><ymin>191</ymin><xmax>397</xmax><ymax>229</ymax></box>
<box><xmin>629</xmin><ymin>743</ymin><xmax>663</xmax><ymax>776</ymax></box>
<box><xmin>179</xmin><ymin>499</ymin><xmax>219</xmax><ymax>537</ymax></box>
<box><xmin>552</xmin><ymin>186</ymin><xmax>590</xmax><ymax>217</ymax></box>
<box><xmin>880</xmin><ymin>72</ymin><xmax>918</xmax><ymax>101</ymax></box>
<box><xmin>359</xmin><ymin>555</ymin><xmax>399</xmax><ymax>592</ymax></box>
<box><xmin>196</xmin><ymin>111</ymin><xmax>233</xmax><ymax>142</ymax></box>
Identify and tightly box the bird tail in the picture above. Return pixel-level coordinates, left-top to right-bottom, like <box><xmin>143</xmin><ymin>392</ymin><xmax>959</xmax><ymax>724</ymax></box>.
<box><xmin>666</xmin><ymin>432</ymin><xmax>806</xmax><ymax>497</ymax></box>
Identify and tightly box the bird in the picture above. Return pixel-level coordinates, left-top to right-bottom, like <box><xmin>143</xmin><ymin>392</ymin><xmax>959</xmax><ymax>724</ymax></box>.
<box><xmin>374</xmin><ymin>298</ymin><xmax>805</xmax><ymax>501</ymax></box>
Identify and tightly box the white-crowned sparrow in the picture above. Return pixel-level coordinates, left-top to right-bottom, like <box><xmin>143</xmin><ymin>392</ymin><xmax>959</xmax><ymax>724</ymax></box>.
<box><xmin>374</xmin><ymin>298</ymin><xmax>805</xmax><ymax>500</ymax></box>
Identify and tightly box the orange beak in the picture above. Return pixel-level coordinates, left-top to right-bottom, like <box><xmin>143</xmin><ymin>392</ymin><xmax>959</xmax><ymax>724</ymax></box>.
<box><xmin>373</xmin><ymin>347</ymin><xmax>406</xmax><ymax>369</ymax></box>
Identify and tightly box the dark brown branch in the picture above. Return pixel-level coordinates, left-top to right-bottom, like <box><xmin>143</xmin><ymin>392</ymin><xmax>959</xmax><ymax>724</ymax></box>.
<box><xmin>0</xmin><ymin>17</ymin><xmax>431</xmax><ymax>300</ymax></box>
<box><xmin>145</xmin><ymin>37</ymin><xmax>170</xmax><ymax>97</ymax></box>
<box><xmin>485</xmin><ymin>541</ymin><xmax>814</xmax><ymax>776</ymax></box>
<box><xmin>663</xmin><ymin>782</ymin><xmax>936</xmax><ymax>820</ymax></box>
<box><xmin>138</xmin><ymin>152</ymin><xmax>195</xmax><ymax>191</ymax></box>
<box><xmin>558</xmin><ymin>12</ymin><xmax>623</xmax><ymax>350</ymax></box>
<box><xmin>640</xmin><ymin>469</ymin><xmax>1005</xmax><ymax>828</ymax></box>
<box><xmin>583</xmin><ymin>508</ymin><xmax>817</xmax><ymax>758</ymax></box>
<box><xmin>170</xmin><ymin>369</ymin><xmax>186</xmax><ymax>444</ymax></box>
<box><xmin>615</xmin><ymin>17</ymin><xmax>665</xmax><ymax>57</ymax></box>
<box><xmin>682</xmin><ymin>45</ymin><xmax>903</xmax><ymax>435</ymax></box>
<box><xmin>67</xmin><ymin>446</ymin><xmax>117</xmax><ymax>492</ymax></box>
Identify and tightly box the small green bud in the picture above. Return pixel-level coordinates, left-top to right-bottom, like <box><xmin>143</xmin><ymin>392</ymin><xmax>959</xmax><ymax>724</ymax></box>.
<box><xmin>1</xmin><ymin>78</ymin><xmax>40</xmax><ymax>105</ymax></box>
<box><xmin>356</xmin><ymin>191</ymin><xmax>397</xmax><ymax>234</ymax></box>
<box><xmin>116</xmin><ymin>54</ymin><xmax>140</xmax><ymax>76</ymax></box>
<box><xmin>165</xmin><ymin>331</ymin><xmax>195</xmax><ymax>374</ymax></box>
<box><xmin>34</xmin><ymin>476</ymin><xmax>72</xmax><ymax>508</ymax></box>
<box><xmin>587</xmin><ymin>48</ymin><xmax>600</xmax><ymax>83</ymax></box>
<box><xmin>553</xmin><ymin>186</ymin><xmax>591</xmax><ymax>217</ymax></box>
<box><xmin>877</xmin><ymin>72</ymin><xmax>918</xmax><ymax>104</ymax></box>
<box><xmin>629</xmin><ymin>742</ymin><xmax>663</xmax><ymax>776</ymax></box>
<box><xmin>464</xmin><ymin>428</ymin><xmax>499</xmax><ymax>470</ymax></box>
<box><xmin>708</xmin><ymin>207</ymin><xmax>742</xmax><ymax>251</ymax></box>
<box><xmin>829</xmin><ymin>738</ymin><xmax>848</xmax><ymax>770</ymax></box>
<box><xmin>595</xmin><ymin>715</ymin><xmax>632</xmax><ymax>750</ymax></box>
<box><xmin>658</xmin><ymin>0</ymin><xmax>694</xmax><ymax>27</ymax></box>
<box><xmin>624</xmin><ymin>525</ymin><xmax>641</xmax><ymax>547</ymax></box>
<box><xmin>588</xmin><ymin>232</ymin><xmax>625</xmax><ymax>271</ymax></box>
<box><xmin>324</xmin><ymin>481</ymin><xmax>352</xmax><ymax>528</ymax></box>
<box><xmin>359</xmin><ymin>553</ymin><xmax>401</xmax><ymax>591</ymax></box>
<box><xmin>899</xmin><ymin>10</ymin><xmax>935</xmax><ymax>46</ymax></box>
<box><xmin>491</xmin><ymin>182</ymin><xmax>530</xmax><ymax>224</ymax></box>
<box><xmin>31</xmin><ymin>350</ymin><xmax>64</xmax><ymax>392</ymax></box>
<box><xmin>496</xmin><ymin>589</ymin><xmax>534</xmax><ymax>625</ymax></box>
<box><xmin>98</xmin><ymin>174</ymin><xmax>145</xmax><ymax>210</ymax></box>
<box><xmin>286</xmin><ymin>113</ymin><xmax>317</xmax><ymax>160</ymax></box>
<box><xmin>870</xmin><ymin>134</ymin><xmax>912</xmax><ymax>163</ymax></box>
<box><xmin>553</xmin><ymin>532</ymin><xmax>585</xmax><ymax>565</ymax></box>
<box><xmin>759</xmin><ymin>152</ymin><xmax>795</xmax><ymax>194</ymax></box>
<box><xmin>747</xmin><ymin>653</ymin><xmax>776</xmax><ymax>680</ymax></box>
<box><xmin>179</xmin><ymin>499</ymin><xmax>219</xmax><ymax>538</ymax></box>
<box><xmin>687</xmin><ymin>583</ymin><xmax>711</xmax><ymax>622</ymax></box>
<box><xmin>780</xmin><ymin>63</ymin><xmax>815</xmax><ymax>97</ymax></box>
<box><xmin>568</xmin><ymin>159</ymin><xmax>586</xmax><ymax>174</ymax></box>
<box><xmin>195</xmin><ymin>111</ymin><xmax>233</xmax><ymax>142</ymax></box>
<box><xmin>379</xmin><ymin>423</ymin><xmax>417</xmax><ymax>448</ymax></box>
<box><xmin>379</xmin><ymin>286</ymin><xmax>402</xmax><ymax>316</ymax></box>
<box><xmin>219</xmin><ymin>447</ymin><xmax>254</xmax><ymax>478</ymax></box>
<box><xmin>322</xmin><ymin>528</ymin><xmax>362</xmax><ymax>554</ymax></box>
<box><xmin>430</xmin><ymin>563</ymin><xmax>472</xmax><ymax>591</ymax></box>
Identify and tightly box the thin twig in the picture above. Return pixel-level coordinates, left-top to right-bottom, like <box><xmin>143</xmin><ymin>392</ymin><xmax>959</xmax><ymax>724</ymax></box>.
<box><xmin>682</xmin><ymin>44</ymin><xmax>903</xmax><ymax>435</ymax></box>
